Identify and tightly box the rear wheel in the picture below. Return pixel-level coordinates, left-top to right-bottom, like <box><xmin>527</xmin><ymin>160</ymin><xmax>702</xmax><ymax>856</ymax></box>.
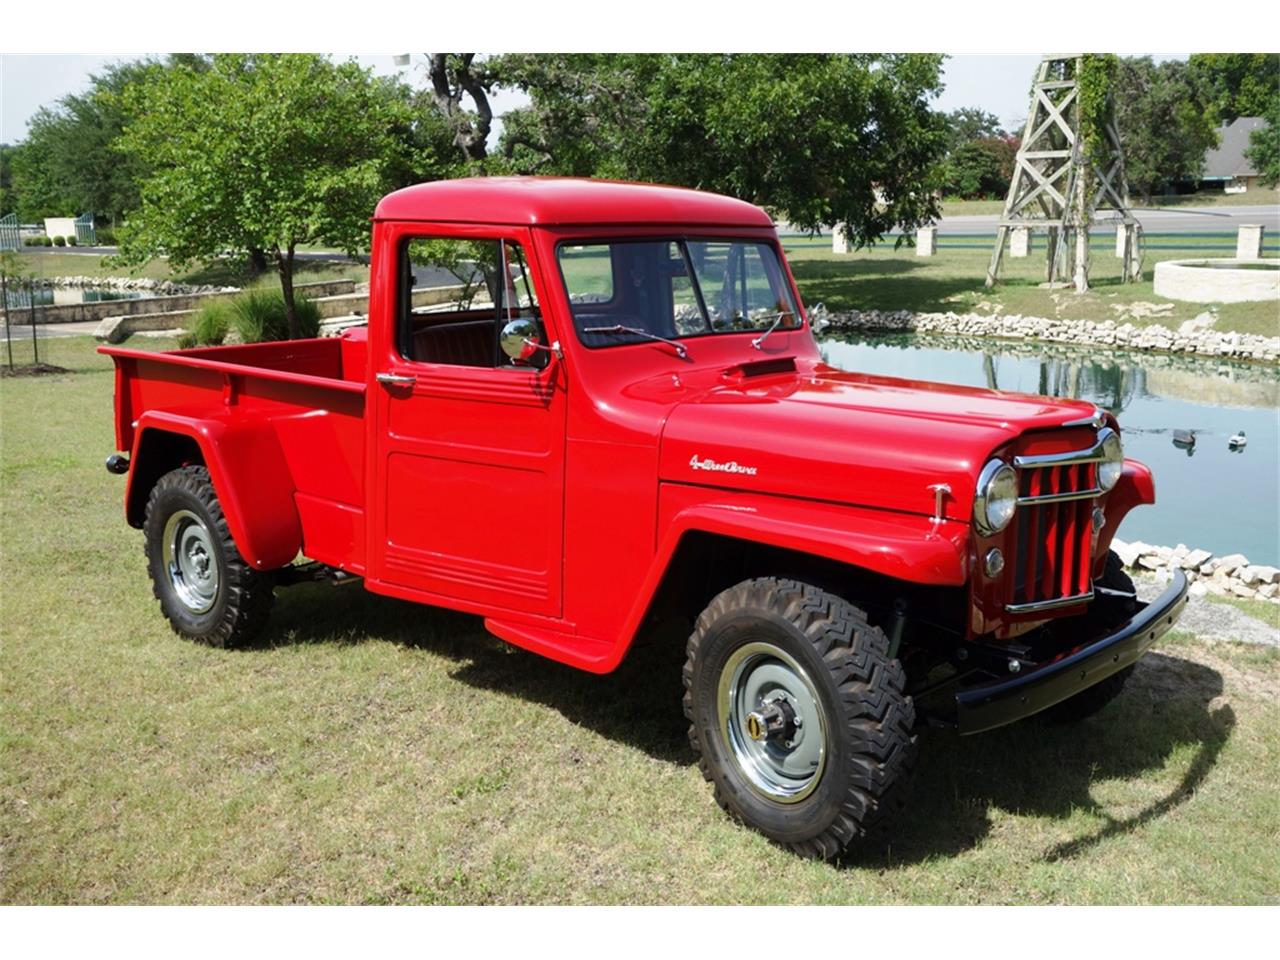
<box><xmin>682</xmin><ymin>578</ymin><xmax>917</xmax><ymax>859</ymax></box>
<box><xmin>143</xmin><ymin>465</ymin><xmax>274</xmax><ymax>647</ymax></box>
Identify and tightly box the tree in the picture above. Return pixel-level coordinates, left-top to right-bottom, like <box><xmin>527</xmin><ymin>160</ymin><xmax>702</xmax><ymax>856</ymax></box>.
<box><xmin>427</xmin><ymin>54</ymin><xmax>498</xmax><ymax>163</ymax></box>
<box><xmin>492</xmin><ymin>54</ymin><xmax>949</xmax><ymax>246</ymax></box>
<box><xmin>0</xmin><ymin>144</ymin><xmax>17</xmax><ymax>215</ymax></box>
<box><xmin>940</xmin><ymin>136</ymin><xmax>1019</xmax><ymax>199</ymax></box>
<box><xmin>7</xmin><ymin>59</ymin><xmax>169</xmax><ymax>224</ymax></box>
<box><xmin>1113</xmin><ymin>57</ymin><xmax>1219</xmax><ymax>199</ymax></box>
<box><xmin>1245</xmin><ymin>99</ymin><xmax>1280</xmax><ymax>188</ymax></box>
<box><xmin>115</xmin><ymin>54</ymin><xmax>414</xmax><ymax>339</ymax></box>
<box><xmin>1190</xmin><ymin>54</ymin><xmax>1280</xmax><ymax>123</ymax></box>
<box><xmin>944</xmin><ymin>108</ymin><xmax>1006</xmax><ymax>150</ymax></box>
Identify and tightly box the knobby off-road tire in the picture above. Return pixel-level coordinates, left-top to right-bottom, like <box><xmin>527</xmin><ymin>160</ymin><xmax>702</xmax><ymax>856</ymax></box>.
<box><xmin>143</xmin><ymin>465</ymin><xmax>274</xmax><ymax>648</ymax></box>
<box><xmin>682</xmin><ymin>578</ymin><xmax>918</xmax><ymax>860</ymax></box>
<box><xmin>1042</xmin><ymin>550</ymin><xmax>1138</xmax><ymax>724</ymax></box>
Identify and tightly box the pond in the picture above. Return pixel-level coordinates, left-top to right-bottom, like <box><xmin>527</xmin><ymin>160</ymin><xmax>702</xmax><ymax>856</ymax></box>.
<box><xmin>2</xmin><ymin>286</ymin><xmax>157</xmax><ymax>309</ymax></box>
<box><xmin>819</xmin><ymin>332</ymin><xmax>1280</xmax><ymax>566</ymax></box>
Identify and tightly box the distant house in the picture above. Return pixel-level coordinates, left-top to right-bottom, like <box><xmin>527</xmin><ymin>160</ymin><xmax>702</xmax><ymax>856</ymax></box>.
<box><xmin>1201</xmin><ymin>117</ymin><xmax>1266</xmax><ymax>194</ymax></box>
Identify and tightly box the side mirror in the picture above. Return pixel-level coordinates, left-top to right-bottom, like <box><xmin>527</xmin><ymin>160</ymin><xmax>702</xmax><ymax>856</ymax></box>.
<box><xmin>500</xmin><ymin>318</ymin><xmax>561</xmax><ymax>363</ymax></box>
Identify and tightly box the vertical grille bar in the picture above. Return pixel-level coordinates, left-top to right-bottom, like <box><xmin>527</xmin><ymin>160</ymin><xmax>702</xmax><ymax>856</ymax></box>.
<box><xmin>1008</xmin><ymin>454</ymin><xmax>1098</xmax><ymax>612</ymax></box>
<box><xmin>1024</xmin><ymin>470</ymin><xmax>1041</xmax><ymax>600</ymax></box>
<box><xmin>1040</xmin><ymin>467</ymin><xmax>1060</xmax><ymax>600</ymax></box>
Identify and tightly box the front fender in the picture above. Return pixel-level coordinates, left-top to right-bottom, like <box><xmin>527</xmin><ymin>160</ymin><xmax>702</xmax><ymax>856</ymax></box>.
<box><xmin>602</xmin><ymin>483</ymin><xmax>970</xmax><ymax>667</ymax></box>
<box><xmin>657</xmin><ymin>484</ymin><xmax>972</xmax><ymax>586</ymax></box>
<box><xmin>1093</xmin><ymin>458</ymin><xmax>1156</xmax><ymax>574</ymax></box>
<box><xmin>126</xmin><ymin>411</ymin><xmax>302</xmax><ymax>571</ymax></box>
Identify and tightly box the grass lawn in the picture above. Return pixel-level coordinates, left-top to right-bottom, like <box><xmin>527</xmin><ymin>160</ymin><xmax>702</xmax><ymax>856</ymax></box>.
<box><xmin>941</xmin><ymin>188</ymin><xmax>1280</xmax><ymax>216</ymax></box>
<box><xmin>785</xmin><ymin>237</ymin><xmax>1280</xmax><ymax>339</ymax></box>
<box><xmin>9</xmin><ymin>252</ymin><xmax>367</xmax><ymax>290</ymax></box>
<box><xmin>2</xmin><ymin>336</ymin><xmax>1278</xmax><ymax>904</ymax></box>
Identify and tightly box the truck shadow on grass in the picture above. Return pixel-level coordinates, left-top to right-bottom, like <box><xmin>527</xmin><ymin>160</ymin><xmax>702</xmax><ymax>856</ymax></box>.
<box><xmin>267</xmin><ymin>586</ymin><xmax>1235</xmax><ymax>866</ymax></box>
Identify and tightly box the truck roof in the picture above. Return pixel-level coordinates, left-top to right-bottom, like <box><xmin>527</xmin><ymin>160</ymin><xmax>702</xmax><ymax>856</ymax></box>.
<box><xmin>373</xmin><ymin>176</ymin><xmax>776</xmax><ymax>229</ymax></box>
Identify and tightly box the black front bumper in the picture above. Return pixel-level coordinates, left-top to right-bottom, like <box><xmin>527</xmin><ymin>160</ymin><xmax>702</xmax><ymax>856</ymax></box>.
<box><xmin>955</xmin><ymin>570</ymin><xmax>1189</xmax><ymax>735</ymax></box>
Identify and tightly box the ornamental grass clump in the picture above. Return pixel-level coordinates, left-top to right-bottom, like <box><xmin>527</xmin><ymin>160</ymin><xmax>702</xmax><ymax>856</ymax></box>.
<box><xmin>183</xmin><ymin>299</ymin><xmax>236</xmax><ymax>347</ymax></box>
<box><xmin>230</xmin><ymin>287</ymin><xmax>320</xmax><ymax>343</ymax></box>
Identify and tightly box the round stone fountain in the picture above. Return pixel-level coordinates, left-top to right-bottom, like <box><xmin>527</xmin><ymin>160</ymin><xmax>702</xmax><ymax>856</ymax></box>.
<box><xmin>1154</xmin><ymin>258</ymin><xmax>1279</xmax><ymax>304</ymax></box>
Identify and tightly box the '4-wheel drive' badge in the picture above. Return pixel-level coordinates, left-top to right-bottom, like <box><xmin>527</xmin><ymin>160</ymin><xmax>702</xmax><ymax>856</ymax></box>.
<box><xmin>689</xmin><ymin>454</ymin><xmax>758</xmax><ymax>476</ymax></box>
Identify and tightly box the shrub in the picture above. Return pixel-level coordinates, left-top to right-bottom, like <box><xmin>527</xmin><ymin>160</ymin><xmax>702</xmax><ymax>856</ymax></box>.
<box><xmin>52</xmin><ymin>235</ymin><xmax>66</xmax><ymax>246</ymax></box>
<box><xmin>43</xmin><ymin>236</ymin><xmax>53</xmax><ymax>246</ymax></box>
<box><xmin>22</xmin><ymin>237</ymin><xmax>37</xmax><ymax>246</ymax></box>
<box><xmin>95</xmin><ymin>227</ymin><xmax>117</xmax><ymax>246</ymax></box>
<box><xmin>67</xmin><ymin>236</ymin><xmax>77</xmax><ymax>247</ymax></box>
<box><xmin>187</xmin><ymin>298</ymin><xmax>235</xmax><ymax>346</ymax></box>
<box><xmin>230</xmin><ymin>287</ymin><xmax>320</xmax><ymax>343</ymax></box>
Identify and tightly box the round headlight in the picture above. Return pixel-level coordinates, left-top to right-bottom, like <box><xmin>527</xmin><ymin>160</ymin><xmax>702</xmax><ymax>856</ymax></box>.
<box><xmin>1098</xmin><ymin>430</ymin><xmax>1123</xmax><ymax>492</ymax></box>
<box><xmin>974</xmin><ymin>460</ymin><xmax>1018</xmax><ymax>535</ymax></box>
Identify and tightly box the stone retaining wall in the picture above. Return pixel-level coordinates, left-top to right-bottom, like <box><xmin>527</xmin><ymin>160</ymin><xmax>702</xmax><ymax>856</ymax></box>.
<box><xmin>826</xmin><ymin>309</ymin><xmax>1280</xmax><ymax>364</ymax></box>
<box><xmin>1112</xmin><ymin>537</ymin><xmax>1280</xmax><ymax>605</ymax></box>
<box><xmin>26</xmin><ymin>277</ymin><xmax>359</xmax><ymax>326</ymax></box>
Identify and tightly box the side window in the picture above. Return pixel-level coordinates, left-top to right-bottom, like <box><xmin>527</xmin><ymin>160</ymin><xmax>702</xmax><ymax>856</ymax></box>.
<box><xmin>399</xmin><ymin>237</ymin><xmax>545</xmax><ymax>369</ymax></box>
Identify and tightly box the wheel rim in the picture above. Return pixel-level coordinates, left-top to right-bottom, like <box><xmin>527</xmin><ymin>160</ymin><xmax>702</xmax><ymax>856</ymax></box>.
<box><xmin>162</xmin><ymin>509</ymin><xmax>219</xmax><ymax>615</ymax></box>
<box><xmin>717</xmin><ymin>641</ymin><xmax>827</xmax><ymax>803</ymax></box>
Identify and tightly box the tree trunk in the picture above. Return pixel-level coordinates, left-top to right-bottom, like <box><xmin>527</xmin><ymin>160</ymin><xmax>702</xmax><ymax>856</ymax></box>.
<box><xmin>248</xmin><ymin>247</ymin><xmax>269</xmax><ymax>275</ymax></box>
<box><xmin>276</xmin><ymin>246</ymin><xmax>300</xmax><ymax>341</ymax></box>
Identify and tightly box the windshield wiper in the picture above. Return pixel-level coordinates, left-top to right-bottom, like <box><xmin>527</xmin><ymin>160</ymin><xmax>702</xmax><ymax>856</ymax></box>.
<box><xmin>583</xmin><ymin>324</ymin><xmax>689</xmax><ymax>359</ymax></box>
<box><xmin>750</xmin><ymin>312</ymin><xmax>793</xmax><ymax>350</ymax></box>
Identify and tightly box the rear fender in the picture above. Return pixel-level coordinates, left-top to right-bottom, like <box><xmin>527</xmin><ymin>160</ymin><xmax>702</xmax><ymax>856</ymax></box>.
<box><xmin>125</xmin><ymin>411</ymin><xmax>302</xmax><ymax>571</ymax></box>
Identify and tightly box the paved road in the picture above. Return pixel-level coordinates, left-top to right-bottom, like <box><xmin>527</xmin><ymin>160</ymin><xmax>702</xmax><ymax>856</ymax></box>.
<box><xmin>932</xmin><ymin>204</ymin><xmax>1280</xmax><ymax>236</ymax></box>
<box><xmin>3</xmin><ymin>319</ymin><xmax>105</xmax><ymax>338</ymax></box>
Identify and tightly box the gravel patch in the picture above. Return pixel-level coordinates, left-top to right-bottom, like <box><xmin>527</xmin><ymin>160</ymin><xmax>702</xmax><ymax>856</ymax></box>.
<box><xmin>1135</xmin><ymin>573</ymin><xmax>1279</xmax><ymax>647</ymax></box>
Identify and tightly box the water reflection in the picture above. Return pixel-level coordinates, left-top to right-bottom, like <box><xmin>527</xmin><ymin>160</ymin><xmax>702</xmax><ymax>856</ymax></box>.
<box><xmin>2</xmin><ymin>285</ymin><xmax>152</xmax><ymax>310</ymax></box>
<box><xmin>820</xmin><ymin>332</ymin><xmax>1280</xmax><ymax>564</ymax></box>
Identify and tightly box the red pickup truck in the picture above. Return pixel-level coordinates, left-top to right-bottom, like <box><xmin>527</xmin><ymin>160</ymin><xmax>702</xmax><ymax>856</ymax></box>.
<box><xmin>102</xmin><ymin>177</ymin><xmax>1187</xmax><ymax>859</ymax></box>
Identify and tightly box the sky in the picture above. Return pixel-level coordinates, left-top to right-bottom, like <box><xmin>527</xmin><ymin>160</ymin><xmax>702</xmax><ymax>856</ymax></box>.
<box><xmin>4</xmin><ymin>53</ymin><xmax>1064</xmax><ymax>146</ymax></box>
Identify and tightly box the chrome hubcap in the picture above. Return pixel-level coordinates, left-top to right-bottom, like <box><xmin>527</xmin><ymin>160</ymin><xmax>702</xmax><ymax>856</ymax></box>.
<box><xmin>717</xmin><ymin>642</ymin><xmax>826</xmax><ymax>803</ymax></box>
<box><xmin>162</xmin><ymin>510</ymin><xmax>219</xmax><ymax>614</ymax></box>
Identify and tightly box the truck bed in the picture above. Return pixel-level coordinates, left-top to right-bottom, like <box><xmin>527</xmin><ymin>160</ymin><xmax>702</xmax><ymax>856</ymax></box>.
<box><xmin>100</xmin><ymin>330</ymin><xmax>370</xmax><ymax>574</ymax></box>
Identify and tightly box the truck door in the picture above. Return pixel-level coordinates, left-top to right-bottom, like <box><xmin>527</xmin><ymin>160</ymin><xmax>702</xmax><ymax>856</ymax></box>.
<box><xmin>368</xmin><ymin>225</ymin><xmax>566</xmax><ymax>618</ymax></box>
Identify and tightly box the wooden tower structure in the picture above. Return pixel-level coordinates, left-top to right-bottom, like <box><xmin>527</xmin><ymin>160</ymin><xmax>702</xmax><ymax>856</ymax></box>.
<box><xmin>985</xmin><ymin>55</ymin><xmax>1140</xmax><ymax>292</ymax></box>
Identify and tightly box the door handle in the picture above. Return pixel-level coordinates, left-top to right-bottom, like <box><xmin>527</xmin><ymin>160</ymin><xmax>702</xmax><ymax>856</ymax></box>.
<box><xmin>376</xmin><ymin>372</ymin><xmax>417</xmax><ymax>387</ymax></box>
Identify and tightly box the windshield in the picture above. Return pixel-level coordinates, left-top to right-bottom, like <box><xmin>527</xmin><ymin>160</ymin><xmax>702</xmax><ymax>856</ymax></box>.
<box><xmin>558</xmin><ymin>239</ymin><xmax>802</xmax><ymax>351</ymax></box>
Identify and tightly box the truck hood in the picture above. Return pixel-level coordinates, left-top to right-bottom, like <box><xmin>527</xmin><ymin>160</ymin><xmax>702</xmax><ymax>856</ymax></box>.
<box><xmin>658</xmin><ymin>364</ymin><xmax>1099</xmax><ymax>523</ymax></box>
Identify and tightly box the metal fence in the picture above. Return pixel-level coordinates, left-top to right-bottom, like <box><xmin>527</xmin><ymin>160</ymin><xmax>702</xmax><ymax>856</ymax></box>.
<box><xmin>0</xmin><ymin>213</ymin><xmax>19</xmax><ymax>251</ymax></box>
<box><xmin>74</xmin><ymin>213</ymin><xmax>96</xmax><ymax>246</ymax></box>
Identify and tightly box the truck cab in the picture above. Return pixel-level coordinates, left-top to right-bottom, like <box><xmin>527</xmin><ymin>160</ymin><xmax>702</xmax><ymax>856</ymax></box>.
<box><xmin>102</xmin><ymin>177</ymin><xmax>1188</xmax><ymax>859</ymax></box>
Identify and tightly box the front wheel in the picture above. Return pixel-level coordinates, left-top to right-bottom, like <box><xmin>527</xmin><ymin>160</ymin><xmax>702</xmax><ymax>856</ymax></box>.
<box><xmin>682</xmin><ymin>578</ymin><xmax>917</xmax><ymax>859</ymax></box>
<box><xmin>143</xmin><ymin>465</ymin><xmax>274</xmax><ymax>647</ymax></box>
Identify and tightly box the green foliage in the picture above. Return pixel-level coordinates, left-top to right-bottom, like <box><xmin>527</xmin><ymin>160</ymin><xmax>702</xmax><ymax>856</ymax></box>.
<box><xmin>940</xmin><ymin>136</ymin><xmax>1018</xmax><ymax>199</ymax></box>
<box><xmin>7</xmin><ymin>59</ymin><xmax>165</xmax><ymax>223</ymax></box>
<box><xmin>491</xmin><ymin>54</ymin><xmax>948</xmax><ymax>247</ymax></box>
<box><xmin>229</xmin><ymin>288</ymin><xmax>320</xmax><ymax>343</ymax></box>
<box><xmin>1078</xmin><ymin>54</ymin><xmax>1119</xmax><ymax>175</ymax></box>
<box><xmin>0</xmin><ymin>143</ymin><xmax>16</xmax><ymax>215</ymax></box>
<box><xmin>52</xmin><ymin>235</ymin><xmax>65</xmax><ymax>247</ymax></box>
<box><xmin>66</xmin><ymin>236</ymin><xmax>77</xmax><ymax>247</ymax></box>
<box><xmin>1114</xmin><ymin>57</ymin><xmax>1219</xmax><ymax>199</ymax></box>
<box><xmin>187</xmin><ymin>298</ymin><xmax>235</xmax><ymax>346</ymax></box>
<box><xmin>1189</xmin><ymin>54</ymin><xmax>1280</xmax><ymax>123</ymax></box>
<box><xmin>1245</xmin><ymin>100</ymin><xmax>1280</xmax><ymax>188</ymax></box>
<box><xmin>944</xmin><ymin>108</ymin><xmax>1006</xmax><ymax>151</ymax></box>
<box><xmin>115</xmin><ymin>54</ymin><xmax>415</xmax><ymax>339</ymax></box>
